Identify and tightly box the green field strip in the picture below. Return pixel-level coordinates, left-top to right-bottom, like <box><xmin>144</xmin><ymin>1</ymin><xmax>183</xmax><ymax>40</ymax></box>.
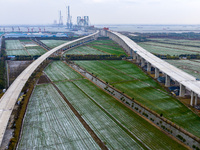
<box><xmin>86</xmin><ymin>40</ymin><xmax>116</xmax><ymax>45</ymax></box>
<box><xmin>18</xmin><ymin>84</ymin><xmax>100</xmax><ymax>150</ymax></box>
<box><xmin>75</xmin><ymin>60</ymin><xmax>200</xmax><ymax>138</ymax></box>
<box><xmin>44</xmin><ymin>61</ymin><xmax>83</xmax><ymax>82</ymax></box>
<box><xmin>90</xmin><ymin>45</ymin><xmax>127</xmax><ymax>56</ymax></box>
<box><xmin>40</xmin><ymin>40</ymin><xmax>69</xmax><ymax>48</ymax></box>
<box><xmin>76</xmin><ymin>60</ymin><xmax>162</xmax><ymax>89</ymax></box>
<box><xmin>26</xmin><ymin>48</ymin><xmax>46</xmax><ymax>56</ymax></box>
<box><xmin>75</xmin><ymin>61</ymin><xmax>133</xmax><ymax>83</ymax></box>
<box><xmin>96</xmin><ymin>44</ymin><xmax>125</xmax><ymax>52</ymax></box>
<box><xmin>64</xmin><ymin>46</ymin><xmax>106</xmax><ymax>55</ymax></box>
<box><xmin>19</xmin><ymin>39</ymin><xmax>33</xmax><ymax>42</ymax></box>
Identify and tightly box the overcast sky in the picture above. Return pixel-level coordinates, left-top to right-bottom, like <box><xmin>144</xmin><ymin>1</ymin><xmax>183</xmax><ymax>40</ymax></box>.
<box><xmin>0</xmin><ymin>0</ymin><xmax>199</xmax><ymax>25</ymax></box>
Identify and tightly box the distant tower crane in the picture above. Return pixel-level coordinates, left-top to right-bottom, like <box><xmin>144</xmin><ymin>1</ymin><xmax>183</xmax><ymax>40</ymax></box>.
<box><xmin>18</xmin><ymin>27</ymin><xmax>20</xmax><ymax>32</ymax></box>
<box><xmin>66</xmin><ymin>6</ymin><xmax>73</xmax><ymax>29</ymax></box>
<box><xmin>58</xmin><ymin>11</ymin><xmax>63</xmax><ymax>26</ymax></box>
<box><xmin>77</xmin><ymin>16</ymin><xmax>90</xmax><ymax>27</ymax></box>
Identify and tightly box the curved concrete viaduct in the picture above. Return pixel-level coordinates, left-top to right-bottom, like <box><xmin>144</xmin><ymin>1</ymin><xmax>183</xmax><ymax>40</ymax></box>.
<box><xmin>0</xmin><ymin>31</ymin><xmax>99</xmax><ymax>145</ymax></box>
<box><xmin>101</xmin><ymin>30</ymin><xmax>200</xmax><ymax>106</ymax></box>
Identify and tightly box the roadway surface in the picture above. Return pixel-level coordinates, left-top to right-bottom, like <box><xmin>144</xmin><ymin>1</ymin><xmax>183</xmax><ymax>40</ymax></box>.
<box><xmin>110</xmin><ymin>31</ymin><xmax>200</xmax><ymax>96</ymax></box>
<box><xmin>0</xmin><ymin>31</ymin><xmax>99</xmax><ymax>145</ymax></box>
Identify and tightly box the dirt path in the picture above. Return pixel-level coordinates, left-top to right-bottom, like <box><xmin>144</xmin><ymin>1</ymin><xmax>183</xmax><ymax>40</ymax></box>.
<box><xmin>23</xmin><ymin>47</ymin><xmax>31</xmax><ymax>56</ymax></box>
<box><xmin>44</xmin><ymin>74</ymin><xmax>108</xmax><ymax>150</ymax></box>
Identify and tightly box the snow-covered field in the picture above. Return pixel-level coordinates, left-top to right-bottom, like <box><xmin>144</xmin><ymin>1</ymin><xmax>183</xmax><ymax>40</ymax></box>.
<box><xmin>17</xmin><ymin>84</ymin><xmax>100</xmax><ymax>150</ymax></box>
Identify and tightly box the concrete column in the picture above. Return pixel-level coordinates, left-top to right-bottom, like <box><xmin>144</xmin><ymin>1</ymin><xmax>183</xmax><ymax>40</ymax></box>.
<box><xmin>195</xmin><ymin>94</ymin><xmax>198</xmax><ymax>105</ymax></box>
<box><xmin>130</xmin><ymin>49</ymin><xmax>133</xmax><ymax>58</ymax></box>
<box><xmin>141</xmin><ymin>59</ymin><xmax>145</xmax><ymax>67</ymax></box>
<box><xmin>136</xmin><ymin>55</ymin><xmax>140</xmax><ymax>63</ymax></box>
<box><xmin>165</xmin><ymin>74</ymin><xmax>170</xmax><ymax>87</ymax></box>
<box><xmin>155</xmin><ymin>68</ymin><xmax>159</xmax><ymax>79</ymax></box>
<box><xmin>179</xmin><ymin>84</ymin><xmax>186</xmax><ymax>97</ymax></box>
<box><xmin>133</xmin><ymin>52</ymin><xmax>136</xmax><ymax>60</ymax></box>
<box><xmin>147</xmin><ymin>62</ymin><xmax>151</xmax><ymax>72</ymax></box>
<box><xmin>190</xmin><ymin>92</ymin><xmax>194</xmax><ymax>106</ymax></box>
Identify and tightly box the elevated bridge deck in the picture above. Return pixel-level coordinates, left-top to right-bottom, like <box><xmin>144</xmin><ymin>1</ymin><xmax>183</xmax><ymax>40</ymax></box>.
<box><xmin>106</xmin><ymin>30</ymin><xmax>200</xmax><ymax>104</ymax></box>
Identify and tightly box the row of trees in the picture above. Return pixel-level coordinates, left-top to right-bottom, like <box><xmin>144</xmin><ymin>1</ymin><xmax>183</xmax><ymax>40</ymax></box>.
<box><xmin>0</xmin><ymin>59</ymin><xmax>5</xmax><ymax>89</ymax></box>
<box><xmin>126</xmin><ymin>32</ymin><xmax>200</xmax><ymax>43</ymax></box>
<box><xmin>0</xmin><ymin>37</ymin><xmax>6</xmax><ymax>90</ymax></box>
<box><xmin>155</xmin><ymin>54</ymin><xmax>200</xmax><ymax>59</ymax></box>
<box><xmin>66</xmin><ymin>54</ymin><xmax>123</xmax><ymax>60</ymax></box>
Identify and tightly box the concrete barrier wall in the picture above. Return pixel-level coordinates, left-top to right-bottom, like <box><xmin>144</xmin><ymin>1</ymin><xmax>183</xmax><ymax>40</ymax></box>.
<box><xmin>70</xmin><ymin>62</ymin><xmax>200</xmax><ymax>149</ymax></box>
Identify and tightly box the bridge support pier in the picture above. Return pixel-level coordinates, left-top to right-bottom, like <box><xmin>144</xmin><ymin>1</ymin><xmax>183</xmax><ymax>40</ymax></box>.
<box><xmin>133</xmin><ymin>52</ymin><xmax>136</xmax><ymax>60</ymax></box>
<box><xmin>136</xmin><ymin>55</ymin><xmax>140</xmax><ymax>63</ymax></box>
<box><xmin>191</xmin><ymin>92</ymin><xmax>194</xmax><ymax>106</ymax></box>
<box><xmin>165</xmin><ymin>75</ymin><xmax>170</xmax><ymax>87</ymax></box>
<box><xmin>147</xmin><ymin>62</ymin><xmax>151</xmax><ymax>72</ymax></box>
<box><xmin>195</xmin><ymin>94</ymin><xmax>198</xmax><ymax>106</ymax></box>
<box><xmin>179</xmin><ymin>84</ymin><xmax>186</xmax><ymax>97</ymax></box>
<box><xmin>141</xmin><ymin>59</ymin><xmax>145</xmax><ymax>67</ymax></box>
<box><xmin>130</xmin><ymin>50</ymin><xmax>133</xmax><ymax>58</ymax></box>
<box><xmin>155</xmin><ymin>68</ymin><xmax>159</xmax><ymax>79</ymax></box>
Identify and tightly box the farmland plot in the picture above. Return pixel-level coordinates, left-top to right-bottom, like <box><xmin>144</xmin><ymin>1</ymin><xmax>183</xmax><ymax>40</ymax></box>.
<box><xmin>5</xmin><ymin>40</ymin><xmax>47</xmax><ymax>56</ymax></box>
<box><xmin>166</xmin><ymin>59</ymin><xmax>200</xmax><ymax>79</ymax></box>
<box><xmin>91</xmin><ymin>45</ymin><xmax>127</xmax><ymax>56</ymax></box>
<box><xmin>142</xmin><ymin>42</ymin><xmax>200</xmax><ymax>53</ymax></box>
<box><xmin>27</xmin><ymin>48</ymin><xmax>46</xmax><ymax>56</ymax></box>
<box><xmin>20</xmin><ymin>39</ymin><xmax>38</xmax><ymax>47</ymax></box>
<box><xmin>18</xmin><ymin>84</ymin><xmax>100</xmax><ymax>150</ymax></box>
<box><xmin>44</xmin><ymin>61</ymin><xmax>83</xmax><ymax>82</ymax></box>
<box><xmin>19</xmin><ymin>39</ymin><xmax>33</xmax><ymax>42</ymax></box>
<box><xmin>64</xmin><ymin>46</ymin><xmax>106</xmax><ymax>55</ymax></box>
<box><xmin>55</xmin><ymin>81</ymin><xmax>145</xmax><ymax>150</ymax></box>
<box><xmin>87</xmin><ymin>40</ymin><xmax>116</xmax><ymax>45</ymax></box>
<box><xmin>75</xmin><ymin>60</ymin><xmax>200</xmax><ymax>138</ymax></box>
<box><xmin>72</xmin><ymin>80</ymin><xmax>186</xmax><ymax>150</ymax></box>
<box><xmin>40</xmin><ymin>40</ymin><xmax>69</xmax><ymax>48</ymax></box>
<box><xmin>44</xmin><ymin>61</ymin><xmax>187</xmax><ymax>149</ymax></box>
<box><xmin>85</xmin><ymin>40</ymin><xmax>127</xmax><ymax>56</ymax></box>
<box><xmin>149</xmin><ymin>38</ymin><xmax>200</xmax><ymax>47</ymax></box>
<box><xmin>138</xmin><ymin>42</ymin><xmax>198</xmax><ymax>55</ymax></box>
<box><xmin>6</xmin><ymin>49</ymin><xmax>28</xmax><ymax>56</ymax></box>
<box><xmin>6</xmin><ymin>40</ymin><xmax>24</xmax><ymax>50</ymax></box>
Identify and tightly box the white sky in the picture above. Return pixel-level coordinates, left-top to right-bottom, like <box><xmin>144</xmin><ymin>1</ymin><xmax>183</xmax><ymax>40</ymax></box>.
<box><xmin>0</xmin><ymin>0</ymin><xmax>199</xmax><ymax>25</ymax></box>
